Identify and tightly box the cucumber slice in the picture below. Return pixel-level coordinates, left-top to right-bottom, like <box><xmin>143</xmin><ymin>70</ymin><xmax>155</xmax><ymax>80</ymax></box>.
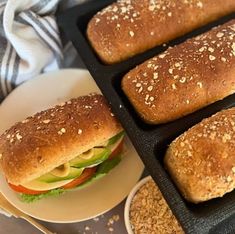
<box><xmin>108</xmin><ymin>131</ymin><xmax>125</xmax><ymax>146</ymax></box>
<box><xmin>37</xmin><ymin>167</ymin><xmax>84</xmax><ymax>183</ymax></box>
<box><xmin>69</xmin><ymin>148</ymin><xmax>111</xmax><ymax>168</ymax></box>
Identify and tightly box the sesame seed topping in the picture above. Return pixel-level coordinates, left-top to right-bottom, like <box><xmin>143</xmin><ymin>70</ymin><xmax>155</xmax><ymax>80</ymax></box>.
<box><xmin>232</xmin><ymin>43</ymin><xmax>235</xmax><ymax>56</ymax></box>
<box><xmin>197</xmin><ymin>1</ymin><xmax>203</xmax><ymax>8</ymax></box>
<box><xmin>221</xmin><ymin>57</ymin><xmax>227</xmax><ymax>62</ymax></box>
<box><xmin>85</xmin><ymin>105</ymin><xmax>92</xmax><ymax>109</ymax></box>
<box><xmin>172</xmin><ymin>84</ymin><xmax>177</xmax><ymax>90</ymax></box>
<box><xmin>159</xmin><ymin>54</ymin><xmax>166</xmax><ymax>59</ymax></box>
<box><xmin>148</xmin><ymin>5</ymin><xmax>155</xmax><ymax>11</ymax></box>
<box><xmin>129</xmin><ymin>31</ymin><xmax>134</xmax><ymax>37</ymax></box>
<box><xmin>175</xmin><ymin>62</ymin><xmax>181</xmax><ymax>67</ymax></box>
<box><xmin>58</xmin><ymin>128</ymin><xmax>66</xmax><ymax>135</ymax></box>
<box><xmin>208</xmin><ymin>47</ymin><xmax>214</xmax><ymax>53</ymax></box>
<box><xmin>153</xmin><ymin>72</ymin><xmax>158</xmax><ymax>79</ymax></box>
<box><xmin>216</xmin><ymin>32</ymin><xmax>224</xmax><ymax>38</ymax></box>
<box><xmin>43</xmin><ymin>119</ymin><xmax>51</xmax><ymax>124</ymax></box>
<box><xmin>209</xmin><ymin>55</ymin><xmax>216</xmax><ymax>61</ymax></box>
<box><xmin>168</xmin><ymin>68</ymin><xmax>173</xmax><ymax>74</ymax></box>
<box><xmin>22</xmin><ymin>119</ymin><xmax>29</xmax><ymax>124</ymax></box>
<box><xmin>138</xmin><ymin>87</ymin><xmax>143</xmax><ymax>93</ymax></box>
<box><xmin>197</xmin><ymin>82</ymin><xmax>203</xmax><ymax>88</ymax></box>
<box><xmin>227</xmin><ymin>176</ymin><xmax>232</xmax><ymax>182</ymax></box>
<box><xmin>147</xmin><ymin>86</ymin><xmax>153</xmax><ymax>91</ymax></box>
<box><xmin>209</xmin><ymin>132</ymin><xmax>216</xmax><ymax>140</ymax></box>
<box><xmin>121</xmin><ymin>6</ymin><xmax>127</xmax><ymax>13</ymax></box>
<box><xmin>145</xmin><ymin>94</ymin><xmax>149</xmax><ymax>101</ymax></box>
<box><xmin>0</xmin><ymin>153</ymin><xmax>2</xmax><ymax>159</ymax></box>
<box><xmin>199</xmin><ymin>47</ymin><xmax>205</xmax><ymax>52</ymax></box>
<box><xmin>78</xmin><ymin>129</ymin><xmax>82</xmax><ymax>135</ymax></box>
<box><xmin>232</xmin><ymin>167</ymin><xmax>235</xmax><ymax>174</ymax></box>
<box><xmin>16</xmin><ymin>133</ymin><xmax>22</xmax><ymax>140</ymax></box>
<box><xmin>222</xmin><ymin>133</ymin><xmax>231</xmax><ymax>143</ymax></box>
<box><xmin>179</xmin><ymin>77</ymin><xmax>186</xmax><ymax>83</ymax></box>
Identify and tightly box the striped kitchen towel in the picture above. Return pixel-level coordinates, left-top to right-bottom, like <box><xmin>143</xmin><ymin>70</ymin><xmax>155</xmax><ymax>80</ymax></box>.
<box><xmin>0</xmin><ymin>0</ymin><xmax>62</xmax><ymax>101</ymax></box>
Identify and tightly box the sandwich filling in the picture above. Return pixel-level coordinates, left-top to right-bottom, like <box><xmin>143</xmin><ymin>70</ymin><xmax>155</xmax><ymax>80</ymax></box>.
<box><xmin>8</xmin><ymin>131</ymin><xmax>125</xmax><ymax>202</ymax></box>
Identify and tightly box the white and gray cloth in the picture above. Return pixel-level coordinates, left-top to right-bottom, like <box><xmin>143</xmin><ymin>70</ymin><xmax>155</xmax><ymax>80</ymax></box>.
<box><xmin>0</xmin><ymin>0</ymin><xmax>63</xmax><ymax>101</ymax></box>
<box><xmin>0</xmin><ymin>0</ymin><xmax>88</xmax><ymax>218</ymax></box>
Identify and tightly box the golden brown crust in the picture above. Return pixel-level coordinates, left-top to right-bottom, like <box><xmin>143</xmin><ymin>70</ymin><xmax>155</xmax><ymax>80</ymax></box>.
<box><xmin>0</xmin><ymin>94</ymin><xmax>123</xmax><ymax>185</ymax></box>
<box><xmin>87</xmin><ymin>0</ymin><xmax>235</xmax><ymax>64</ymax></box>
<box><xmin>122</xmin><ymin>19</ymin><xmax>235</xmax><ymax>124</ymax></box>
<box><xmin>164</xmin><ymin>107</ymin><xmax>235</xmax><ymax>203</ymax></box>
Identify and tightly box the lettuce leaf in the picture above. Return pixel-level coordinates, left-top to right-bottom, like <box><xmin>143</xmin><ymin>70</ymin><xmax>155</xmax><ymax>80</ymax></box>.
<box><xmin>20</xmin><ymin>188</ymin><xmax>65</xmax><ymax>203</ymax></box>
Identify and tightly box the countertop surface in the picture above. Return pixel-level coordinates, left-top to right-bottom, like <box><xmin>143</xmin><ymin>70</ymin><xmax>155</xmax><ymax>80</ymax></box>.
<box><xmin>0</xmin><ymin>201</ymin><xmax>128</xmax><ymax>234</ymax></box>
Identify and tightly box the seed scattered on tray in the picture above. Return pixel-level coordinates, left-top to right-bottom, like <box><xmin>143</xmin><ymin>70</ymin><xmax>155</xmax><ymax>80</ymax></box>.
<box><xmin>105</xmin><ymin>214</ymin><xmax>120</xmax><ymax>233</ymax></box>
<box><xmin>129</xmin><ymin>178</ymin><xmax>184</xmax><ymax>234</ymax></box>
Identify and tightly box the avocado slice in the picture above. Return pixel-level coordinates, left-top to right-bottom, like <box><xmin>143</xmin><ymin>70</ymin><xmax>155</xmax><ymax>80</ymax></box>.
<box><xmin>37</xmin><ymin>167</ymin><xmax>84</xmax><ymax>183</ymax></box>
<box><xmin>69</xmin><ymin>148</ymin><xmax>111</xmax><ymax>168</ymax></box>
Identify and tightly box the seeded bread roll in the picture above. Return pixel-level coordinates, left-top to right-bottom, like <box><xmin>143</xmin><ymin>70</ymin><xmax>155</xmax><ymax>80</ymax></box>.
<box><xmin>0</xmin><ymin>94</ymin><xmax>123</xmax><ymax>185</ymax></box>
<box><xmin>87</xmin><ymin>0</ymin><xmax>235</xmax><ymax>64</ymax></box>
<box><xmin>122</xmin><ymin>19</ymin><xmax>235</xmax><ymax>124</ymax></box>
<box><xmin>164</xmin><ymin>107</ymin><xmax>235</xmax><ymax>203</ymax></box>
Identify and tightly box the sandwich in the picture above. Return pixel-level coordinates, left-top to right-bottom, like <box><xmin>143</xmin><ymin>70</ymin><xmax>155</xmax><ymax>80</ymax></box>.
<box><xmin>0</xmin><ymin>94</ymin><xmax>124</xmax><ymax>202</ymax></box>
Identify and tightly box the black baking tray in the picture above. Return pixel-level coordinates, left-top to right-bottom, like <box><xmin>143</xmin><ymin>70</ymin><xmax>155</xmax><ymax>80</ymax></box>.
<box><xmin>57</xmin><ymin>1</ymin><xmax>235</xmax><ymax>233</ymax></box>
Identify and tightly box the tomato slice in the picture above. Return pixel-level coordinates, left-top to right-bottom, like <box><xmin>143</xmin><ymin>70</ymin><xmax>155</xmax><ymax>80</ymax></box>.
<box><xmin>8</xmin><ymin>183</ymin><xmax>48</xmax><ymax>195</ymax></box>
<box><xmin>109</xmin><ymin>139</ymin><xmax>124</xmax><ymax>160</ymax></box>
<box><xmin>8</xmin><ymin>141</ymin><xmax>123</xmax><ymax>195</ymax></box>
<box><xmin>62</xmin><ymin>167</ymin><xmax>97</xmax><ymax>190</ymax></box>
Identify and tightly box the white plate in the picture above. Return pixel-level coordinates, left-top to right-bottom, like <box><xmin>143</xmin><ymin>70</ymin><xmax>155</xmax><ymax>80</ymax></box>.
<box><xmin>0</xmin><ymin>69</ymin><xmax>144</xmax><ymax>223</ymax></box>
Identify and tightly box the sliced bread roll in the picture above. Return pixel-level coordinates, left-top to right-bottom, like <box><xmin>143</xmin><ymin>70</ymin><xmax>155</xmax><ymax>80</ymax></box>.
<box><xmin>0</xmin><ymin>94</ymin><xmax>123</xmax><ymax>185</ymax></box>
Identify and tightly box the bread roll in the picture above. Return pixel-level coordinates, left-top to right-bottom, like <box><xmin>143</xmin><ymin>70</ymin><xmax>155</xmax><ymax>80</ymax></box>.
<box><xmin>164</xmin><ymin>107</ymin><xmax>235</xmax><ymax>203</ymax></box>
<box><xmin>87</xmin><ymin>0</ymin><xmax>235</xmax><ymax>64</ymax></box>
<box><xmin>0</xmin><ymin>94</ymin><xmax>123</xmax><ymax>185</ymax></box>
<box><xmin>122</xmin><ymin>19</ymin><xmax>235</xmax><ymax>124</ymax></box>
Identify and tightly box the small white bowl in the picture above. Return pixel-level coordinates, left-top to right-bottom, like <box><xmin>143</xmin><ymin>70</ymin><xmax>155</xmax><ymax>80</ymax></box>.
<box><xmin>124</xmin><ymin>176</ymin><xmax>152</xmax><ymax>234</ymax></box>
